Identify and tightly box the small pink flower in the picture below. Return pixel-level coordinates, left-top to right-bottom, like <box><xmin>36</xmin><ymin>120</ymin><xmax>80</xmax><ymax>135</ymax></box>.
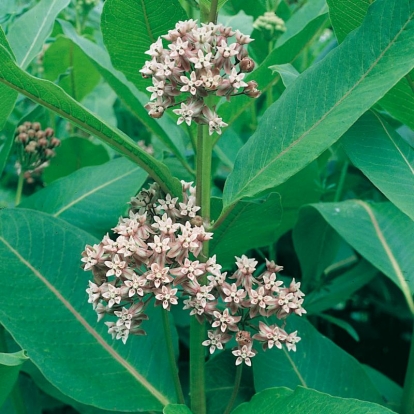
<box><xmin>232</xmin><ymin>345</ymin><xmax>256</xmax><ymax>366</ymax></box>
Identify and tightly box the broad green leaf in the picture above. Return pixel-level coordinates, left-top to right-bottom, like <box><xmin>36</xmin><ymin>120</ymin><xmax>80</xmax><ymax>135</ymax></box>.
<box><xmin>363</xmin><ymin>365</ymin><xmax>403</xmax><ymax>412</ymax></box>
<box><xmin>270</xmin><ymin>63</ymin><xmax>300</xmax><ymax>88</ymax></box>
<box><xmin>101</xmin><ymin>0</ymin><xmax>187</xmax><ymax>91</ymax></box>
<box><xmin>0</xmin><ymin>44</ymin><xmax>183</xmax><ymax>198</ymax></box>
<box><xmin>0</xmin><ymin>209</ymin><xmax>176</xmax><ymax>411</ymax></box>
<box><xmin>20</xmin><ymin>157</ymin><xmax>147</xmax><ymax>238</ymax></box>
<box><xmin>305</xmin><ymin>259</ymin><xmax>378</xmax><ymax>315</ymax></box>
<box><xmin>327</xmin><ymin>0</ymin><xmax>370</xmax><ymax>43</ymax></box>
<box><xmin>210</xmin><ymin>193</ymin><xmax>282</xmax><ymax>268</ymax></box>
<box><xmin>218</xmin><ymin>12</ymin><xmax>328</xmax><ymax>126</ymax></box>
<box><xmin>223</xmin><ymin>0</ymin><xmax>414</xmax><ymax>209</ymax></box>
<box><xmin>233</xmin><ymin>387</ymin><xmax>394</xmax><ymax>414</ymax></box>
<box><xmin>304</xmin><ymin>201</ymin><xmax>414</xmax><ymax>314</ymax></box>
<box><xmin>205</xmin><ymin>351</ymin><xmax>254</xmax><ymax>414</ymax></box>
<box><xmin>276</xmin><ymin>0</ymin><xmax>328</xmax><ymax>46</ymax></box>
<box><xmin>59</xmin><ymin>20</ymin><xmax>189</xmax><ymax>164</ymax></box>
<box><xmin>316</xmin><ymin>313</ymin><xmax>359</xmax><ymax>341</ymax></box>
<box><xmin>42</xmin><ymin>136</ymin><xmax>110</xmax><ymax>184</ymax></box>
<box><xmin>163</xmin><ymin>404</ymin><xmax>192</xmax><ymax>414</ymax></box>
<box><xmin>7</xmin><ymin>0</ymin><xmax>70</xmax><ymax>69</ymax></box>
<box><xmin>342</xmin><ymin>112</ymin><xmax>414</xmax><ymax>221</ymax></box>
<box><xmin>327</xmin><ymin>0</ymin><xmax>414</xmax><ymax>131</ymax></box>
<box><xmin>253</xmin><ymin>317</ymin><xmax>383</xmax><ymax>403</ymax></box>
<box><xmin>43</xmin><ymin>36</ymin><xmax>101</xmax><ymax>102</ymax></box>
<box><xmin>0</xmin><ymin>350</ymin><xmax>29</xmax><ymax>407</ymax></box>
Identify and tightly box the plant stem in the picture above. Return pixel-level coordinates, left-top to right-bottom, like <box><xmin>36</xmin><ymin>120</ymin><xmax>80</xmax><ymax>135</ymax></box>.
<box><xmin>15</xmin><ymin>172</ymin><xmax>24</xmax><ymax>206</ymax></box>
<box><xmin>401</xmin><ymin>321</ymin><xmax>414</xmax><ymax>414</ymax></box>
<box><xmin>162</xmin><ymin>309</ymin><xmax>185</xmax><ymax>404</ymax></box>
<box><xmin>333</xmin><ymin>160</ymin><xmax>349</xmax><ymax>202</ymax></box>
<box><xmin>190</xmin><ymin>124</ymin><xmax>212</xmax><ymax>414</ymax></box>
<box><xmin>208</xmin><ymin>0</ymin><xmax>219</xmax><ymax>24</ymax></box>
<box><xmin>266</xmin><ymin>41</ymin><xmax>275</xmax><ymax>108</ymax></box>
<box><xmin>224</xmin><ymin>364</ymin><xmax>243</xmax><ymax>414</ymax></box>
<box><xmin>406</xmin><ymin>72</ymin><xmax>414</xmax><ymax>94</ymax></box>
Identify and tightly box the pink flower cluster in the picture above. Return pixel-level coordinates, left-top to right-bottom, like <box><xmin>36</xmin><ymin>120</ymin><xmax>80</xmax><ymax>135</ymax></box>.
<box><xmin>81</xmin><ymin>182</ymin><xmax>305</xmax><ymax>364</ymax></box>
<box><xmin>140</xmin><ymin>19</ymin><xmax>260</xmax><ymax>135</ymax></box>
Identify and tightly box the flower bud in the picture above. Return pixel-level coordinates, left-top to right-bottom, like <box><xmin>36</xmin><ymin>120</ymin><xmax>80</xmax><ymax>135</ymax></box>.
<box><xmin>37</xmin><ymin>138</ymin><xmax>48</xmax><ymax>147</ymax></box>
<box><xmin>239</xmin><ymin>57</ymin><xmax>255</xmax><ymax>73</ymax></box>
<box><xmin>32</xmin><ymin>122</ymin><xmax>41</xmax><ymax>131</ymax></box>
<box><xmin>44</xmin><ymin>127</ymin><xmax>54</xmax><ymax>138</ymax></box>
<box><xmin>36</xmin><ymin>130</ymin><xmax>45</xmax><ymax>139</ymax></box>
<box><xmin>17</xmin><ymin>132</ymin><xmax>28</xmax><ymax>143</ymax></box>
<box><xmin>50</xmin><ymin>137</ymin><xmax>61</xmax><ymax>147</ymax></box>
<box><xmin>27</xmin><ymin>129</ymin><xmax>36</xmax><ymax>138</ymax></box>
<box><xmin>243</xmin><ymin>81</ymin><xmax>261</xmax><ymax>98</ymax></box>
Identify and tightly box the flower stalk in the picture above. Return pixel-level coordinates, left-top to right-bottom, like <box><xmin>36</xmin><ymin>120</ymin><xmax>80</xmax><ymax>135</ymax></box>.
<box><xmin>224</xmin><ymin>363</ymin><xmax>243</xmax><ymax>414</ymax></box>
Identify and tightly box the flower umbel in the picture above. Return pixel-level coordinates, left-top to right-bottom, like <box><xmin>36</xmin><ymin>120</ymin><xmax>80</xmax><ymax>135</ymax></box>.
<box><xmin>140</xmin><ymin>20</ymin><xmax>260</xmax><ymax>135</ymax></box>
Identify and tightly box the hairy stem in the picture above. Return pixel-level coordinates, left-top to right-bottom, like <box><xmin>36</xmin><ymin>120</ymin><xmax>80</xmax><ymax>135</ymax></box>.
<box><xmin>162</xmin><ymin>309</ymin><xmax>185</xmax><ymax>404</ymax></box>
<box><xmin>402</xmin><ymin>321</ymin><xmax>414</xmax><ymax>414</ymax></box>
<box><xmin>208</xmin><ymin>0</ymin><xmax>219</xmax><ymax>24</ymax></box>
<box><xmin>15</xmin><ymin>172</ymin><xmax>24</xmax><ymax>206</ymax></box>
<box><xmin>190</xmin><ymin>124</ymin><xmax>211</xmax><ymax>414</ymax></box>
<box><xmin>224</xmin><ymin>363</ymin><xmax>243</xmax><ymax>414</ymax></box>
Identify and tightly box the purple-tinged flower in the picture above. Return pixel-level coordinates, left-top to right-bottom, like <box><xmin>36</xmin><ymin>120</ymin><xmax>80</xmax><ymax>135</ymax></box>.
<box><xmin>124</xmin><ymin>274</ymin><xmax>146</xmax><ymax>297</ymax></box>
<box><xmin>155</xmin><ymin>285</ymin><xmax>178</xmax><ymax>310</ymax></box>
<box><xmin>285</xmin><ymin>331</ymin><xmax>301</xmax><ymax>352</ymax></box>
<box><xmin>145</xmin><ymin>37</ymin><xmax>164</xmax><ymax>58</ymax></box>
<box><xmin>232</xmin><ymin>345</ymin><xmax>256</xmax><ymax>366</ymax></box>
<box><xmin>105</xmin><ymin>322</ymin><xmax>129</xmax><ymax>344</ymax></box>
<box><xmin>102</xmin><ymin>284</ymin><xmax>122</xmax><ymax>308</ymax></box>
<box><xmin>147</xmin><ymin>78</ymin><xmax>166</xmax><ymax>100</ymax></box>
<box><xmin>180</xmin><ymin>71</ymin><xmax>203</xmax><ymax>95</ymax></box>
<box><xmin>202</xmin><ymin>330</ymin><xmax>231</xmax><ymax>354</ymax></box>
<box><xmin>212</xmin><ymin>308</ymin><xmax>241</xmax><ymax>332</ymax></box>
<box><xmin>189</xmin><ymin>49</ymin><xmax>213</xmax><ymax>69</ymax></box>
<box><xmin>228</xmin><ymin>68</ymin><xmax>248</xmax><ymax>90</ymax></box>
<box><xmin>145</xmin><ymin>263</ymin><xmax>172</xmax><ymax>288</ymax></box>
<box><xmin>104</xmin><ymin>254</ymin><xmax>132</xmax><ymax>278</ymax></box>
<box><xmin>253</xmin><ymin>321</ymin><xmax>287</xmax><ymax>350</ymax></box>
<box><xmin>202</xmin><ymin>106</ymin><xmax>228</xmax><ymax>135</ymax></box>
<box><xmin>222</xmin><ymin>283</ymin><xmax>247</xmax><ymax>313</ymax></box>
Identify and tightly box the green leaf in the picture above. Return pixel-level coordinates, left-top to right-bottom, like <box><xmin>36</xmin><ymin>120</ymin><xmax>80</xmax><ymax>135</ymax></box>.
<box><xmin>0</xmin><ymin>44</ymin><xmax>183</xmax><ymax>198</ymax></box>
<box><xmin>199</xmin><ymin>0</ymin><xmax>229</xmax><ymax>17</ymax></box>
<box><xmin>327</xmin><ymin>0</ymin><xmax>370</xmax><ymax>43</ymax></box>
<box><xmin>42</xmin><ymin>136</ymin><xmax>110</xmax><ymax>184</ymax></box>
<box><xmin>222</xmin><ymin>0</ymin><xmax>414</xmax><ymax>209</ymax></box>
<box><xmin>269</xmin><ymin>63</ymin><xmax>300</xmax><ymax>88</ymax></box>
<box><xmin>304</xmin><ymin>259</ymin><xmax>378</xmax><ymax>315</ymax></box>
<box><xmin>163</xmin><ymin>404</ymin><xmax>193</xmax><ymax>414</ymax></box>
<box><xmin>303</xmin><ymin>201</ymin><xmax>414</xmax><ymax>314</ymax></box>
<box><xmin>342</xmin><ymin>111</ymin><xmax>414</xmax><ymax>221</ymax></box>
<box><xmin>327</xmin><ymin>0</ymin><xmax>414</xmax><ymax>131</ymax></box>
<box><xmin>363</xmin><ymin>365</ymin><xmax>403</xmax><ymax>412</ymax></box>
<box><xmin>7</xmin><ymin>0</ymin><xmax>71</xmax><ymax>69</ymax></box>
<box><xmin>316</xmin><ymin>313</ymin><xmax>359</xmax><ymax>341</ymax></box>
<box><xmin>0</xmin><ymin>209</ymin><xmax>176</xmax><ymax>411</ymax></box>
<box><xmin>59</xmin><ymin>20</ymin><xmax>189</xmax><ymax>165</ymax></box>
<box><xmin>43</xmin><ymin>36</ymin><xmax>101</xmax><ymax>102</ymax></box>
<box><xmin>101</xmin><ymin>0</ymin><xmax>187</xmax><ymax>91</ymax></box>
<box><xmin>0</xmin><ymin>350</ymin><xmax>29</xmax><ymax>407</ymax></box>
<box><xmin>210</xmin><ymin>193</ymin><xmax>282</xmax><ymax>268</ymax></box>
<box><xmin>0</xmin><ymin>27</ymin><xmax>18</xmax><ymax>171</ymax></box>
<box><xmin>232</xmin><ymin>387</ymin><xmax>395</xmax><ymax>414</ymax></box>
<box><xmin>206</xmin><ymin>351</ymin><xmax>254</xmax><ymax>414</ymax></box>
<box><xmin>20</xmin><ymin>157</ymin><xmax>147</xmax><ymax>238</ymax></box>
<box><xmin>218</xmin><ymin>12</ymin><xmax>328</xmax><ymax>126</ymax></box>
<box><xmin>253</xmin><ymin>317</ymin><xmax>383</xmax><ymax>403</ymax></box>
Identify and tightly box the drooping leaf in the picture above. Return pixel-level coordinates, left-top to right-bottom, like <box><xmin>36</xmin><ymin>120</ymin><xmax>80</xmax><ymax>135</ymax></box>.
<box><xmin>302</xmin><ymin>201</ymin><xmax>414</xmax><ymax>314</ymax></box>
<box><xmin>101</xmin><ymin>0</ymin><xmax>187</xmax><ymax>91</ymax></box>
<box><xmin>269</xmin><ymin>64</ymin><xmax>300</xmax><ymax>88</ymax></box>
<box><xmin>210</xmin><ymin>193</ymin><xmax>282</xmax><ymax>268</ymax></box>
<box><xmin>20</xmin><ymin>157</ymin><xmax>147</xmax><ymax>238</ymax></box>
<box><xmin>0</xmin><ymin>209</ymin><xmax>177</xmax><ymax>411</ymax></box>
<box><xmin>232</xmin><ymin>387</ymin><xmax>394</xmax><ymax>414</ymax></box>
<box><xmin>42</xmin><ymin>136</ymin><xmax>110</xmax><ymax>184</ymax></box>
<box><xmin>253</xmin><ymin>317</ymin><xmax>383</xmax><ymax>403</ymax></box>
<box><xmin>43</xmin><ymin>36</ymin><xmax>101</xmax><ymax>102</ymax></box>
<box><xmin>59</xmin><ymin>20</ymin><xmax>189</xmax><ymax>164</ymax></box>
<box><xmin>7</xmin><ymin>0</ymin><xmax>71</xmax><ymax>69</ymax></box>
<box><xmin>304</xmin><ymin>259</ymin><xmax>378</xmax><ymax>315</ymax></box>
<box><xmin>0</xmin><ymin>44</ymin><xmax>183</xmax><ymax>198</ymax></box>
<box><xmin>316</xmin><ymin>313</ymin><xmax>359</xmax><ymax>341</ymax></box>
<box><xmin>223</xmin><ymin>0</ymin><xmax>414</xmax><ymax>209</ymax></box>
<box><xmin>342</xmin><ymin>111</ymin><xmax>414</xmax><ymax>221</ymax></box>
<box><xmin>0</xmin><ymin>350</ymin><xmax>29</xmax><ymax>407</ymax></box>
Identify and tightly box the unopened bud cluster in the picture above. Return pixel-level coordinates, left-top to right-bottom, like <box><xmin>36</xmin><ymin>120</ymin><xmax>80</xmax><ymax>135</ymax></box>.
<box><xmin>75</xmin><ymin>0</ymin><xmax>99</xmax><ymax>11</ymax></box>
<box><xmin>253</xmin><ymin>12</ymin><xmax>286</xmax><ymax>37</ymax></box>
<box><xmin>14</xmin><ymin>122</ymin><xmax>60</xmax><ymax>182</ymax></box>
<box><xmin>140</xmin><ymin>19</ymin><xmax>261</xmax><ymax>136</ymax></box>
<box><xmin>82</xmin><ymin>183</ymin><xmax>305</xmax><ymax>364</ymax></box>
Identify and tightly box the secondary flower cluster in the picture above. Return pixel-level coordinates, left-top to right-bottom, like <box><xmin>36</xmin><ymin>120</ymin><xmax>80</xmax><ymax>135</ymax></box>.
<box><xmin>82</xmin><ymin>182</ymin><xmax>306</xmax><ymax>364</ymax></box>
<box><xmin>253</xmin><ymin>12</ymin><xmax>286</xmax><ymax>37</ymax></box>
<box><xmin>140</xmin><ymin>19</ymin><xmax>260</xmax><ymax>135</ymax></box>
<box><xmin>14</xmin><ymin>122</ymin><xmax>60</xmax><ymax>182</ymax></box>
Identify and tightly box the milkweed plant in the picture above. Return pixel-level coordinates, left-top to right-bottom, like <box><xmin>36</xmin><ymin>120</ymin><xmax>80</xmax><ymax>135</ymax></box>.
<box><xmin>0</xmin><ymin>0</ymin><xmax>413</xmax><ymax>414</ymax></box>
